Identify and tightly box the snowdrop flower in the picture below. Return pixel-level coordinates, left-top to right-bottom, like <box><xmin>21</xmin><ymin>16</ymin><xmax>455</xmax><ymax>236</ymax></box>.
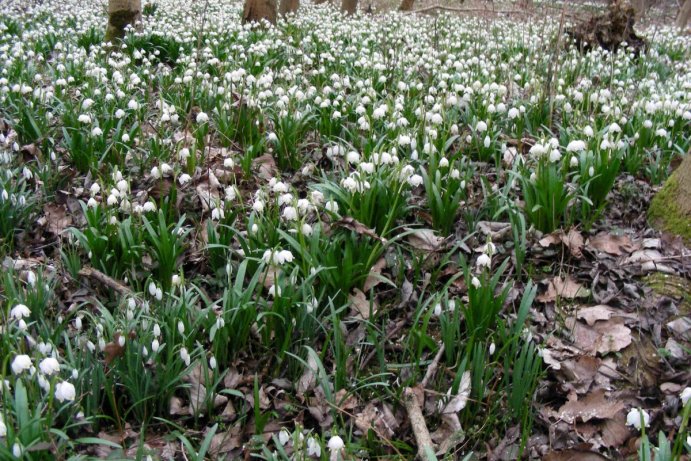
<box><xmin>196</xmin><ymin>111</ymin><xmax>209</xmax><ymax>123</ymax></box>
<box><xmin>570</xmin><ymin>156</ymin><xmax>579</xmax><ymax>168</ymax></box>
<box><xmin>91</xmin><ymin>127</ymin><xmax>103</xmax><ymax>137</ymax></box>
<box><xmin>127</xmin><ymin>99</ymin><xmax>139</xmax><ymax>110</ymax></box>
<box><xmin>306</xmin><ymin>437</ymin><xmax>321</xmax><ymax>457</ymax></box>
<box><xmin>483</xmin><ymin>136</ymin><xmax>491</xmax><ymax>148</ymax></box>
<box><xmin>681</xmin><ymin>387</ymin><xmax>691</xmax><ymax>406</ymax></box>
<box><xmin>566</xmin><ymin>140</ymin><xmax>586</xmax><ymax>152</ymax></box>
<box><xmin>13</xmin><ymin>443</ymin><xmax>22</xmax><ymax>458</ymax></box>
<box><xmin>301</xmin><ymin>223</ymin><xmax>313</xmax><ymax>236</ymax></box>
<box><xmin>10</xmin><ymin>304</ymin><xmax>31</xmax><ymax>320</ymax></box>
<box><xmin>278</xmin><ymin>429</ymin><xmax>291</xmax><ymax>446</ymax></box>
<box><xmin>151</xmin><ymin>339</ymin><xmax>160</xmax><ymax>353</ymax></box>
<box><xmin>78</xmin><ymin>114</ymin><xmax>91</xmax><ymax>124</ymax></box>
<box><xmin>209</xmin><ymin>356</ymin><xmax>217</xmax><ymax>370</ymax></box>
<box><xmin>589</xmin><ymin>166</ymin><xmax>595</xmax><ymax>177</ymax></box>
<box><xmin>39</xmin><ymin>357</ymin><xmax>60</xmax><ymax>376</ymax></box>
<box><xmin>328</xmin><ymin>435</ymin><xmax>344</xmax><ymax>459</ymax></box>
<box><xmin>178</xmin><ymin>321</ymin><xmax>185</xmax><ymax>335</ymax></box>
<box><xmin>549</xmin><ymin>149</ymin><xmax>562</xmax><ymax>163</ymax></box>
<box><xmin>489</xmin><ymin>343</ymin><xmax>496</xmax><ymax>355</ymax></box>
<box><xmin>626</xmin><ymin>408</ymin><xmax>649</xmax><ymax>430</ymax></box>
<box><xmin>471</xmin><ymin>276</ymin><xmax>481</xmax><ymax>289</ymax></box>
<box><xmin>655</xmin><ymin>128</ymin><xmax>668</xmax><ymax>137</ymax></box>
<box><xmin>12</xmin><ymin>355</ymin><xmax>32</xmax><ymax>374</ymax></box>
<box><xmin>178</xmin><ymin>174</ymin><xmax>192</xmax><ymax>186</ymax></box>
<box><xmin>55</xmin><ymin>381</ymin><xmax>76</xmax><ymax>402</ymax></box>
<box><xmin>180</xmin><ymin>347</ymin><xmax>191</xmax><ymax>366</ymax></box>
<box><xmin>407</xmin><ymin>174</ymin><xmax>423</xmax><ymax>188</ymax></box>
<box><xmin>476</xmin><ymin>253</ymin><xmax>491</xmax><ymax>270</ymax></box>
<box><xmin>476</xmin><ymin>121</ymin><xmax>488</xmax><ymax>132</ymax></box>
<box><xmin>115</xmin><ymin>109</ymin><xmax>126</xmax><ymax>119</ymax></box>
<box><xmin>0</xmin><ymin>415</ymin><xmax>6</xmax><ymax>437</ymax></box>
<box><xmin>268</xmin><ymin>284</ymin><xmax>281</xmax><ymax>298</ymax></box>
<box><xmin>508</xmin><ymin>107</ymin><xmax>520</xmax><ymax>119</ymax></box>
<box><xmin>583</xmin><ymin>126</ymin><xmax>594</xmax><ymax>138</ymax></box>
<box><xmin>325</xmin><ymin>200</ymin><xmax>339</xmax><ymax>213</ymax></box>
<box><xmin>282</xmin><ymin>206</ymin><xmax>298</xmax><ymax>221</ymax></box>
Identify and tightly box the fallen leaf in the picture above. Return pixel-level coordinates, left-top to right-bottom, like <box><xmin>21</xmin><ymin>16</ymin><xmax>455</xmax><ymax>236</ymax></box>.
<box><xmin>544</xmin><ymin>449</ymin><xmax>609</xmax><ymax>461</ymax></box>
<box><xmin>354</xmin><ymin>401</ymin><xmax>399</xmax><ymax>438</ymax></box>
<box><xmin>42</xmin><ymin>203</ymin><xmax>72</xmax><ymax>235</ymax></box>
<box><xmin>363</xmin><ymin>257</ymin><xmax>387</xmax><ymax>292</ymax></box>
<box><xmin>538</xmin><ymin>276</ymin><xmax>591</xmax><ymax>303</ymax></box>
<box><xmin>349</xmin><ymin>288</ymin><xmax>378</xmax><ymax>319</ymax></box>
<box><xmin>540</xmin><ymin>229</ymin><xmax>584</xmax><ymax>258</ymax></box>
<box><xmin>576</xmin><ymin>305</ymin><xmax>618</xmax><ymax>326</ymax></box>
<box><xmin>557</xmin><ymin>389</ymin><xmax>624</xmax><ymax>424</ymax></box>
<box><xmin>588</xmin><ymin>233</ymin><xmax>636</xmax><ymax>256</ymax></box>
<box><xmin>208</xmin><ymin>426</ymin><xmax>242</xmax><ymax>457</ymax></box>
<box><xmin>476</xmin><ymin>221</ymin><xmax>512</xmax><ymax>241</ymax></box>
<box><xmin>184</xmin><ymin>364</ymin><xmax>228</xmax><ymax>416</ymax></box>
<box><xmin>297</xmin><ymin>352</ymin><xmax>319</xmax><ymax>396</ymax></box>
<box><xmin>599</xmin><ymin>413</ymin><xmax>630</xmax><ymax>448</ymax></box>
<box><xmin>253</xmin><ymin>154</ymin><xmax>277</xmax><ymax>180</ymax></box>
<box><xmin>565</xmin><ymin>318</ymin><xmax>632</xmax><ymax>355</ymax></box>
<box><xmin>406</xmin><ymin>228</ymin><xmax>444</xmax><ymax>252</ymax></box>
<box><xmin>335</xmin><ymin>216</ymin><xmax>386</xmax><ymax>243</ymax></box>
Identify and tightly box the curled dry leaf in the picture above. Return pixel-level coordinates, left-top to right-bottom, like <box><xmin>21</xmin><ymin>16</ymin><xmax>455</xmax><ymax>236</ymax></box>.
<box><xmin>476</xmin><ymin>221</ymin><xmax>512</xmax><ymax>241</ymax></box>
<box><xmin>588</xmin><ymin>232</ymin><xmax>637</xmax><ymax>256</ymax></box>
<box><xmin>297</xmin><ymin>352</ymin><xmax>319</xmax><ymax>396</ymax></box>
<box><xmin>406</xmin><ymin>228</ymin><xmax>445</xmax><ymax>252</ymax></box>
<box><xmin>184</xmin><ymin>364</ymin><xmax>228</xmax><ymax>416</ymax></box>
<box><xmin>42</xmin><ymin>203</ymin><xmax>72</xmax><ymax>236</ymax></box>
<box><xmin>335</xmin><ymin>217</ymin><xmax>387</xmax><ymax>243</ymax></box>
<box><xmin>576</xmin><ymin>305</ymin><xmax>619</xmax><ymax>326</ymax></box>
<box><xmin>539</xmin><ymin>228</ymin><xmax>584</xmax><ymax>258</ymax></box>
<box><xmin>349</xmin><ymin>288</ymin><xmax>378</xmax><ymax>319</ymax></box>
<box><xmin>354</xmin><ymin>401</ymin><xmax>399</xmax><ymax>439</ymax></box>
<box><xmin>253</xmin><ymin>153</ymin><xmax>278</xmax><ymax>180</ymax></box>
<box><xmin>537</xmin><ymin>275</ymin><xmax>591</xmax><ymax>303</ymax></box>
<box><xmin>363</xmin><ymin>257</ymin><xmax>387</xmax><ymax>292</ymax></box>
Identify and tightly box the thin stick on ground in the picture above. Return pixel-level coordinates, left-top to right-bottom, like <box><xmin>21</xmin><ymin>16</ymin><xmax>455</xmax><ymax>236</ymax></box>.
<box><xmin>421</xmin><ymin>344</ymin><xmax>445</xmax><ymax>389</ymax></box>
<box><xmin>403</xmin><ymin>387</ymin><xmax>435</xmax><ymax>460</ymax></box>
<box><xmin>78</xmin><ymin>266</ymin><xmax>133</xmax><ymax>297</ymax></box>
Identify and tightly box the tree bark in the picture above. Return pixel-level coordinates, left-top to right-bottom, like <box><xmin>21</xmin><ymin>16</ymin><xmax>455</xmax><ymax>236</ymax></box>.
<box><xmin>341</xmin><ymin>0</ymin><xmax>357</xmax><ymax>15</ymax></box>
<box><xmin>649</xmin><ymin>153</ymin><xmax>691</xmax><ymax>244</ymax></box>
<box><xmin>399</xmin><ymin>0</ymin><xmax>414</xmax><ymax>11</ymax></box>
<box><xmin>242</xmin><ymin>0</ymin><xmax>278</xmax><ymax>24</ymax></box>
<box><xmin>314</xmin><ymin>0</ymin><xmax>328</xmax><ymax>5</ymax></box>
<box><xmin>105</xmin><ymin>0</ymin><xmax>141</xmax><ymax>42</ymax></box>
<box><xmin>279</xmin><ymin>0</ymin><xmax>299</xmax><ymax>15</ymax></box>
<box><xmin>678</xmin><ymin>0</ymin><xmax>691</xmax><ymax>29</ymax></box>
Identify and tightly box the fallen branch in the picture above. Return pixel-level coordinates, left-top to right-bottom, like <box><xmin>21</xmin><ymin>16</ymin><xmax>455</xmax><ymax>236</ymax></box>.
<box><xmin>79</xmin><ymin>266</ymin><xmax>133</xmax><ymax>296</ymax></box>
<box><xmin>421</xmin><ymin>344</ymin><xmax>445</xmax><ymax>389</ymax></box>
<box><xmin>411</xmin><ymin>5</ymin><xmax>525</xmax><ymax>15</ymax></box>
<box><xmin>403</xmin><ymin>386</ymin><xmax>435</xmax><ymax>460</ymax></box>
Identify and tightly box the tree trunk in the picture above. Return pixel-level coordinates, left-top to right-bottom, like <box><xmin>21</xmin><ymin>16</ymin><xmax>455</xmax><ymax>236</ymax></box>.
<box><xmin>314</xmin><ymin>0</ymin><xmax>328</xmax><ymax>5</ymax></box>
<box><xmin>279</xmin><ymin>0</ymin><xmax>299</xmax><ymax>15</ymax></box>
<box><xmin>341</xmin><ymin>0</ymin><xmax>357</xmax><ymax>15</ymax></box>
<box><xmin>649</xmin><ymin>153</ymin><xmax>691</xmax><ymax>245</ymax></box>
<box><xmin>105</xmin><ymin>0</ymin><xmax>141</xmax><ymax>42</ymax></box>
<box><xmin>399</xmin><ymin>0</ymin><xmax>414</xmax><ymax>11</ymax></box>
<box><xmin>678</xmin><ymin>0</ymin><xmax>691</xmax><ymax>29</ymax></box>
<box><xmin>242</xmin><ymin>0</ymin><xmax>278</xmax><ymax>24</ymax></box>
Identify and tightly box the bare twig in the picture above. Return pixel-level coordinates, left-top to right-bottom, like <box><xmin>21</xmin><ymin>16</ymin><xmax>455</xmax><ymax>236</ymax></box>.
<box><xmin>420</xmin><ymin>344</ymin><xmax>445</xmax><ymax>389</ymax></box>
<box><xmin>78</xmin><ymin>266</ymin><xmax>133</xmax><ymax>296</ymax></box>
<box><xmin>403</xmin><ymin>386</ymin><xmax>435</xmax><ymax>460</ymax></box>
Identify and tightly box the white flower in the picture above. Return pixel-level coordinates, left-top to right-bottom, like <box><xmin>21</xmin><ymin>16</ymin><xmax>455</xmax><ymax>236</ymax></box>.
<box><xmin>268</xmin><ymin>284</ymin><xmax>281</xmax><ymax>298</ymax></box>
<box><xmin>178</xmin><ymin>174</ymin><xmax>192</xmax><ymax>186</ymax></box>
<box><xmin>325</xmin><ymin>200</ymin><xmax>339</xmax><ymax>213</ymax></box>
<box><xmin>282</xmin><ymin>206</ymin><xmax>298</xmax><ymax>221</ymax></box>
<box><xmin>476</xmin><ymin>121</ymin><xmax>488</xmax><ymax>132</ymax></box>
<box><xmin>489</xmin><ymin>343</ymin><xmax>496</xmax><ymax>355</ymax></box>
<box><xmin>180</xmin><ymin>347</ymin><xmax>191</xmax><ymax>366</ymax></box>
<box><xmin>10</xmin><ymin>304</ymin><xmax>31</xmax><ymax>320</ymax></box>
<box><xmin>11</xmin><ymin>355</ymin><xmax>32</xmax><ymax>374</ymax></box>
<box><xmin>328</xmin><ymin>435</ymin><xmax>344</xmax><ymax>451</ymax></box>
<box><xmin>570</xmin><ymin>156</ymin><xmax>579</xmax><ymax>168</ymax></box>
<box><xmin>476</xmin><ymin>253</ymin><xmax>491</xmax><ymax>270</ymax></box>
<box><xmin>13</xmin><ymin>443</ymin><xmax>22</xmax><ymax>458</ymax></box>
<box><xmin>196</xmin><ymin>112</ymin><xmax>209</xmax><ymax>123</ymax></box>
<box><xmin>508</xmin><ymin>107</ymin><xmax>520</xmax><ymax>119</ymax></box>
<box><xmin>681</xmin><ymin>387</ymin><xmax>691</xmax><ymax>406</ymax></box>
<box><xmin>407</xmin><ymin>174</ymin><xmax>423</xmax><ymax>188</ymax></box>
<box><xmin>306</xmin><ymin>437</ymin><xmax>321</xmax><ymax>457</ymax></box>
<box><xmin>0</xmin><ymin>415</ymin><xmax>6</xmax><ymax>437</ymax></box>
<box><xmin>209</xmin><ymin>356</ymin><xmax>217</xmax><ymax>370</ymax></box>
<box><xmin>549</xmin><ymin>149</ymin><xmax>562</xmax><ymax>163</ymax></box>
<box><xmin>583</xmin><ymin>126</ymin><xmax>594</xmax><ymax>138</ymax></box>
<box><xmin>471</xmin><ymin>276</ymin><xmax>481</xmax><ymax>289</ymax></box>
<box><xmin>178</xmin><ymin>321</ymin><xmax>185</xmax><ymax>335</ymax></box>
<box><xmin>278</xmin><ymin>429</ymin><xmax>291</xmax><ymax>446</ymax></box>
<box><xmin>625</xmin><ymin>408</ymin><xmax>650</xmax><ymax>430</ymax></box>
<box><xmin>151</xmin><ymin>339</ymin><xmax>160</xmax><ymax>353</ymax></box>
<box><xmin>39</xmin><ymin>357</ymin><xmax>60</xmax><ymax>376</ymax></box>
<box><xmin>566</xmin><ymin>140</ymin><xmax>586</xmax><ymax>152</ymax></box>
<box><xmin>301</xmin><ymin>223</ymin><xmax>313</xmax><ymax>236</ymax></box>
<box><xmin>55</xmin><ymin>381</ymin><xmax>76</xmax><ymax>403</ymax></box>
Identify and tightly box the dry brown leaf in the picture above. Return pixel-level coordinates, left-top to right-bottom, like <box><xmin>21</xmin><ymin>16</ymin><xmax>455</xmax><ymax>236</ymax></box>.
<box><xmin>184</xmin><ymin>364</ymin><xmax>228</xmax><ymax>416</ymax></box>
<box><xmin>208</xmin><ymin>426</ymin><xmax>242</xmax><ymax>457</ymax></box>
<box><xmin>335</xmin><ymin>217</ymin><xmax>386</xmax><ymax>243</ymax></box>
<box><xmin>576</xmin><ymin>305</ymin><xmax>618</xmax><ymax>326</ymax></box>
<box><xmin>42</xmin><ymin>203</ymin><xmax>72</xmax><ymax>235</ymax></box>
<box><xmin>354</xmin><ymin>402</ymin><xmax>399</xmax><ymax>438</ymax></box>
<box><xmin>476</xmin><ymin>221</ymin><xmax>512</xmax><ymax>241</ymax></box>
<box><xmin>588</xmin><ymin>232</ymin><xmax>636</xmax><ymax>256</ymax></box>
<box><xmin>253</xmin><ymin>154</ymin><xmax>278</xmax><ymax>180</ymax></box>
<box><xmin>538</xmin><ymin>276</ymin><xmax>591</xmax><ymax>303</ymax></box>
<box><xmin>104</xmin><ymin>332</ymin><xmax>126</xmax><ymax>365</ymax></box>
<box><xmin>349</xmin><ymin>288</ymin><xmax>378</xmax><ymax>319</ymax></box>
<box><xmin>544</xmin><ymin>449</ymin><xmax>609</xmax><ymax>461</ymax></box>
<box><xmin>557</xmin><ymin>389</ymin><xmax>624</xmax><ymax>424</ymax></box>
<box><xmin>540</xmin><ymin>229</ymin><xmax>584</xmax><ymax>258</ymax></box>
<box><xmin>558</xmin><ymin>355</ymin><xmax>601</xmax><ymax>394</ymax></box>
<box><xmin>363</xmin><ymin>257</ymin><xmax>387</xmax><ymax>292</ymax></box>
<box><xmin>297</xmin><ymin>352</ymin><xmax>319</xmax><ymax>396</ymax></box>
<box><xmin>406</xmin><ymin>228</ymin><xmax>444</xmax><ymax>252</ymax></box>
<box><xmin>565</xmin><ymin>318</ymin><xmax>632</xmax><ymax>355</ymax></box>
<box><xmin>599</xmin><ymin>413</ymin><xmax>630</xmax><ymax>448</ymax></box>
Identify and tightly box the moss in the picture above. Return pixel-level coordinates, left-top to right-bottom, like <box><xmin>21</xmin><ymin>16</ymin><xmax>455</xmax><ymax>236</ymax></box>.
<box><xmin>643</xmin><ymin>273</ymin><xmax>691</xmax><ymax>315</ymax></box>
<box><xmin>648</xmin><ymin>175</ymin><xmax>691</xmax><ymax>244</ymax></box>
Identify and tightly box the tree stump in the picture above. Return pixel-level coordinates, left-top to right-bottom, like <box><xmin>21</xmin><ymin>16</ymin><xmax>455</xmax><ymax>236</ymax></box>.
<box><xmin>242</xmin><ymin>0</ymin><xmax>278</xmax><ymax>24</ymax></box>
<box><xmin>105</xmin><ymin>0</ymin><xmax>141</xmax><ymax>42</ymax></box>
<box><xmin>649</xmin><ymin>154</ymin><xmax>691</xmax><ymax>244</ymax></box>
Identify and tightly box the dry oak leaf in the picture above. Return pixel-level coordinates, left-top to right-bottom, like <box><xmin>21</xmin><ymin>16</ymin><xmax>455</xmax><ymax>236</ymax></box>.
<box><xmin>537</xmin><ymin>275</ymin><xmax>591</xmax><ymax>303</ymax></box>
<box><xmin>588</xmin><ymin>232</ymin><xmax>636</xmax><ymax>256</ymax></box>
<box><xmin>576</xmin><ymin>305</ymin><xmax>619</xmax><ymax>326</ymax></box>
<box><xmin>354</xmin><ymin>401</ymin><xmax>399</xmax><ymax>439</ymax></box>
<box><xmin>253</xmin><ymin>153</ymin><xmax>278</xmax><ymax>181</ymax></box>
<box><xmin>363</xmin><ymin>257</ymin><xmax>387</xmax><ymax>292</ymax></box>
<box><xmin>565</xmin><ymin>318</ymin><xmax>632</xmax><ymax>355</ymax></box>
<box><xmin>42</xmin><ymin>203</ymin><xmax>72</xmax><ymax>235</ymax></box>
<box><xmin>557</xmin><ymin>389</ymin><xmax>625</xmax><ymax>424</ymax></box>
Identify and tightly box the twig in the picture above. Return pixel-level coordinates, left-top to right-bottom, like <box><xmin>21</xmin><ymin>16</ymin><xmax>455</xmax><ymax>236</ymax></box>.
<box><xmin>403</xmin><ymin>387</ymin><xmax>435</xmax><ymax>460</ymax></box>
<box><xmin>78</xmin><ymin>266</ymin><xmax>133</xmax><ymax>296</ymax></box>
<box><xmin>411</xmin><ymin>5</ymin><xmax>525</xmax><ymax>14</ymax></box>
<box><xmin>420</xmin><ymin>344</ymin><xmax>445</xmax><ymax>389</ymax></box>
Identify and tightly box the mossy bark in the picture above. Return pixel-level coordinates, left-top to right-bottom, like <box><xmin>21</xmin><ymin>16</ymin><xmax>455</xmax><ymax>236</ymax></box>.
<box><xmin>399</xmin><ymin>0</ymin><xmax>414</xmax><ymax>11</ymax></box>
<box><xmin>648</xmin><ymin>154</ymin><xmax>691</xmax><ymax>244</ymax></box>
<box><xmin>678</xmin><ymin>0</ymin><xmax>691</xmax><ymax>29</ymax></box>
<box><xmin>105</xmin><ymin>0</ymin><xmax>141</xmax><ymax>43</ymax></box>
<box><xmin>279</xmin><ymin>0</ymin><xmax>299</xmax><ymax>15</ymax></box>
<box><xmin>341</xmin><ymin>0</ymin><xmax>357</xmax><ymax>15</ymax></box>
<box><xmin>242</xmin><ymin>0</ymin><xmax>278</xmax><ymax>24</ymax></box>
